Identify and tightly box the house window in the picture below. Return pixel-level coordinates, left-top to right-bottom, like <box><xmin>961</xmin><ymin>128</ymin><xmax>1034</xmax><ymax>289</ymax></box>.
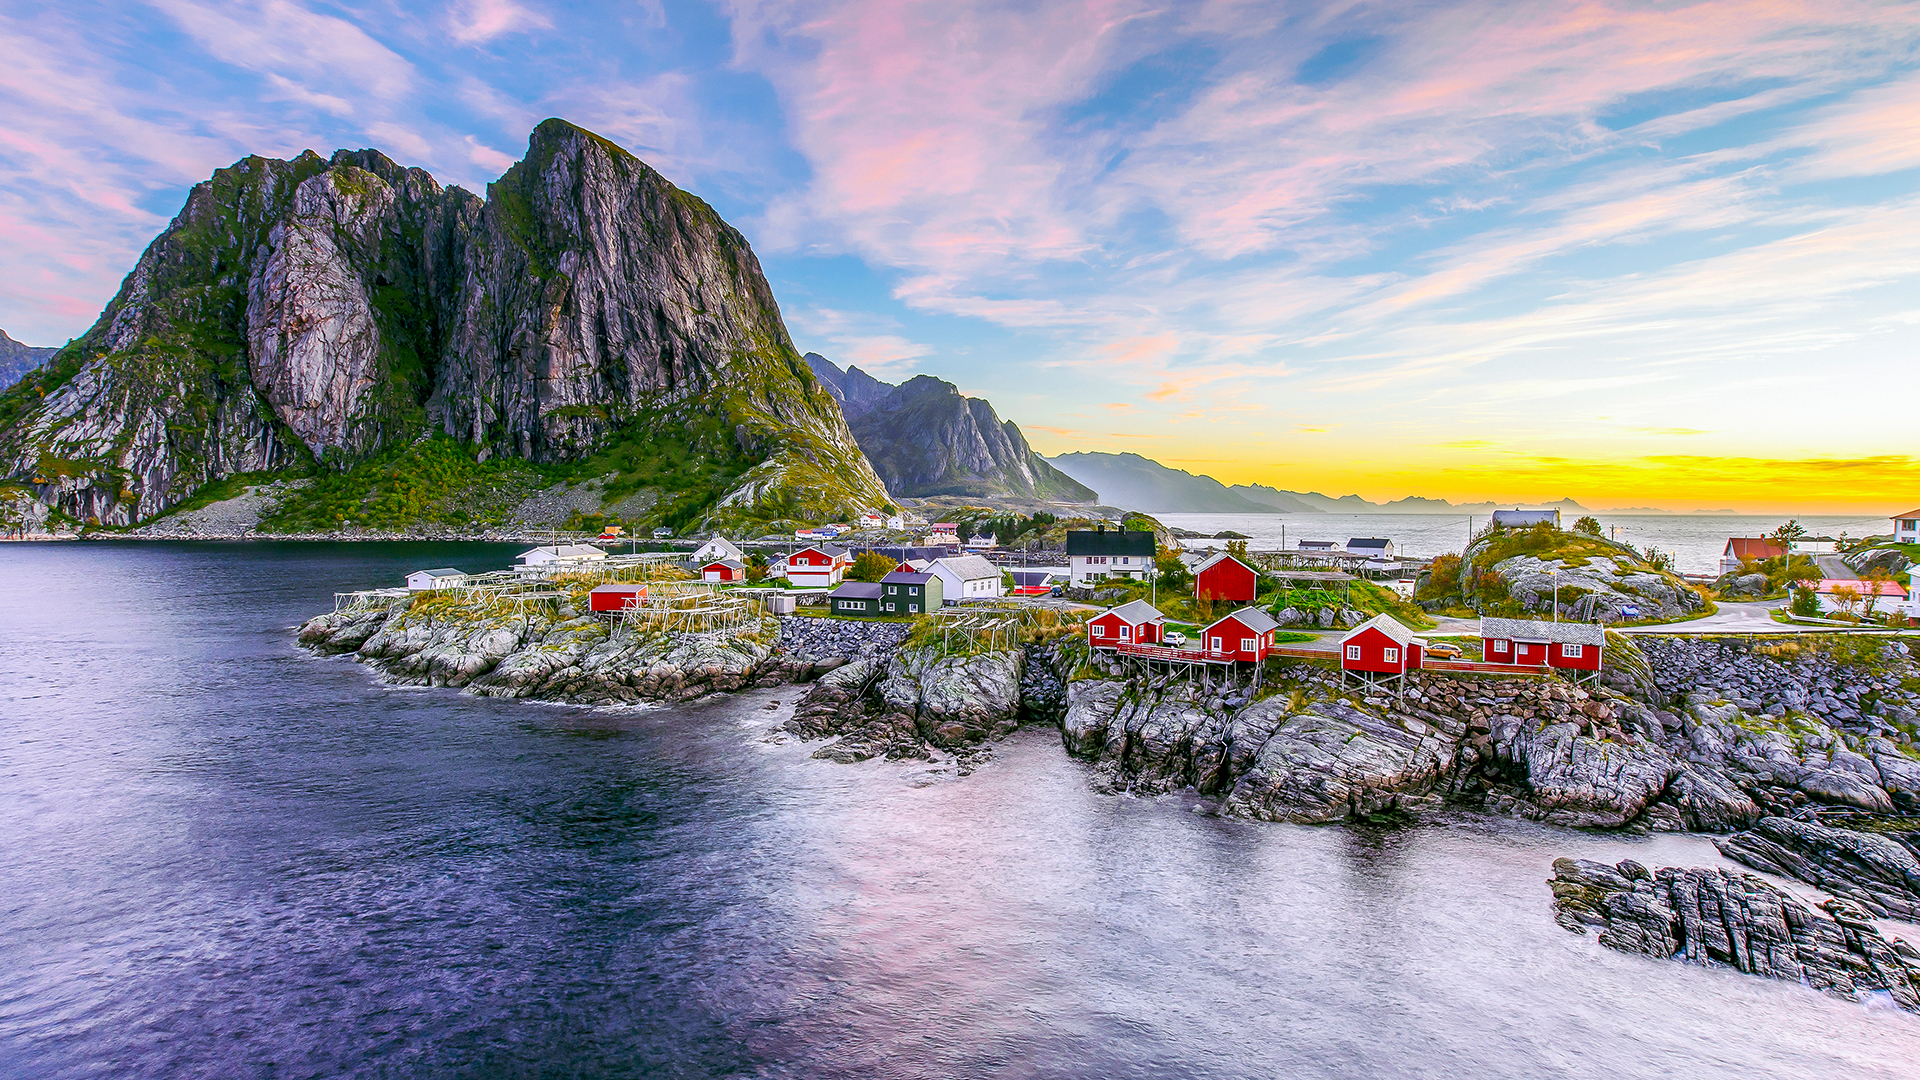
<box><xmin>1210</xmin><ymin>636</ymin><xmax>1223</xmax><ymax>651</ymax></box>
<box><xmin>886</xmin><ymin>585</ymin><xmax>896</xmax><ymax>593</ymax></box>
<box><xmin>1384</xmin><ymin>648</ymin><xmax>1398</xmax><ymax>663</ymax></box>
<box><xmin>1119</xmin><ymin>625</ymin><xmax>1131</xmax><ymax>640</ymax></box>
<box><xmin>884</xmin><ymin>603</ymin><xmax>894</xmax><ymax>612</ymax></box>
<box><xmin>1241</xmin><ymin>637</ymin><xmax>1256</xmax><ymax>652</ymax></box>
<box><xmin>1346</xmin><ymin>645</ymin><xmax>1361</xmax><ymax>660</ymax></box>
<box><xmin>1491</xmin><ymin>640</ymin><xmax>1509</xmax><ymax>654</ymax></box>
<box><xmin>1561</xmin><ymin>643</ymin><xmax>1583</xmax><ymax>658</ymax></box>
<box><xmin>1092</xmin><ymin>624</ymin><xmax>1106</xmax><ymax>637</ymax></box>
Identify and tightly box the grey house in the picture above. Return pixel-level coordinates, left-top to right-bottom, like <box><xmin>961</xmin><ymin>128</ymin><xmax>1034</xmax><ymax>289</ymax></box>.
<box><xmin>880</xmin><ymin>571</ymin><xmax>943</xmax><ymax>614</ymax></box>
<box><xmin>829</xmin><ymin>581</ymin><xmax>885</xmax><ymax>616</ymax></box>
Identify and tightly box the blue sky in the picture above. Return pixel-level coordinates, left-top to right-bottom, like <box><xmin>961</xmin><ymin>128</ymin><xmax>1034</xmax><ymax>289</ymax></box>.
<box><xmin>2</xmin><ymin>0</ymin><xmax>1918</xmax><ymax>510</ymax></box>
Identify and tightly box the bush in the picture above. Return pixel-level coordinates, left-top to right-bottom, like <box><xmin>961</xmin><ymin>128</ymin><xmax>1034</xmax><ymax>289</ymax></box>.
<box><xmin>848</xmin><ymin>551</ymin><xmax>897</xmax><ymax>582</ymax></box>
<box><xmin>1789</xmin><ymin>586</ymin><xmax>1820</xmax><ymax>618</ymax></box>
<box><xmin>1572</xmin><ymin>515</ymin><xmax>1602</xmax><ymax>537</ymax></box>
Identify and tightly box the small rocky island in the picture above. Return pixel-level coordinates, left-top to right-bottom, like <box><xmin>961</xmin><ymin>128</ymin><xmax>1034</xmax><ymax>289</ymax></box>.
<box><xmin>298</xmin><ymin>577</ymin><xmax>1920</xmax><ymax>1013</ymax></box>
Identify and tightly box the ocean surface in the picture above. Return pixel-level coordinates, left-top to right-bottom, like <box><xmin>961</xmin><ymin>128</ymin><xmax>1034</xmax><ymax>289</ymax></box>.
<box><xmin>1158</xmin><ymin>513</ymin><xmax>1894</xmax><ymax>574</ymax></box>
<box><xmin>4</xmin><ymin>540</ymin><xmax>1920</xmax><ymax>1078</ymax></box>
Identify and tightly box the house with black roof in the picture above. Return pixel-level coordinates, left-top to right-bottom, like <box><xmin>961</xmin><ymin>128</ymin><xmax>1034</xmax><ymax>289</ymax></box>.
<box><xmin>828</xmin><ymin>581</ymin><xmax>886</xmax><ymax>616</ymax></box>
<box><xmin>1065</xmin><ymin>527</ymin><xmax>1156</xmax><ymax>586</ymax></box>
<box><xmin>879</xmin><ymin>571</ymin><xmax>942</xmax><ymax>614</ymax></box>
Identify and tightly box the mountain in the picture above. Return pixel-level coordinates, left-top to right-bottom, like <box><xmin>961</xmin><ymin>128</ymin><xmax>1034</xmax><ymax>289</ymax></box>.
<box><xmin>806</xmin><ymin>354</ymin><xmax>1094</xmax><ymax>502</ymax></box>
<box><xmin>0</xmin><ymin>330</ymin><xmax>56</xmax><ymax>392</ymax></box>
<box><xmin>1045</xmin><ymin>452</ymin><xmax>1277</xmax><ymax>513</ymax></box>
<box><xmin>0</xmin><ymin>119</ymin><xmax>887</xmax><ymax>529</ymax></box>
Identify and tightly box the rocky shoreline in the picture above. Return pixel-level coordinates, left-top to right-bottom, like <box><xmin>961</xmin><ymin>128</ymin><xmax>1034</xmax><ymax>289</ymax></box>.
<box><xmin>295</xmin><ymin>593</ymin><xmax>1920</xmax><ymax>1013</ymax></box>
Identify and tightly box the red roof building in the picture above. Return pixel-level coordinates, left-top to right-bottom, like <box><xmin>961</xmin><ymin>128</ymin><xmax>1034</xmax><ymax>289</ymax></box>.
<box><xmin>784</xmin><ymin>545</ymin><xmax>850</xmax><ymax>587</ymax></box>
<box><xmin>1339</xmin><ymin>614</ymin><xmax>1424</xmax><ymax>675</ymax></box>
<box><xmin>1480</xmin><ymin>617</ymin><xmax>1603</xmax><ymax>672</ymax></box>
<box><xmin>1720</xmin><ymin>537</ymin><xmax>1787</xmax><ymax>575</ymax></box>
<box><xmin>701</xmin><ymin>559</ymin><xmax>746</xmax><ymax>583</ymax></box>
<box><xmin>1200</xmin><ymin>607</ymin><xmax>1280</xmax><ymax>662</ymax></box>
<box><xmin>588</xmin><ymin>583</ymin><xmax>648</xmax><ymax>613</ymax></box>
<box><xmin>1088</xmin><ymin>599</ymin><xmax>1164</xmax><ymax>649</ymax></box>
<box><xmin>1194</xmin><ymin>551</ymin><xmax>1259</xmax><ymax>603</ymax></box>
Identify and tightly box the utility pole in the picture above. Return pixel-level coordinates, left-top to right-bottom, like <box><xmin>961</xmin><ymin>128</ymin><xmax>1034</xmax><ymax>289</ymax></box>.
<box><xmin>1552</xmin><ymin>570</ymin><xmax>1560</xmax><ymax>622</ymax></box>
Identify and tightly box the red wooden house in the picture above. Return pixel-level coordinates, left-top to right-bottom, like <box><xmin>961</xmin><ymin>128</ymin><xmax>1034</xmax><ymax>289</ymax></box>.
<box><xmin>1480</xmin><ymin>617</ymin><xmax>1604</xmax><ymax>672</ymax></box>
<box><xmin>701</xmin><ymin>559</ymin><xmax>746</xmax><ymax>583</ymax></box>
<box><xmin>1194</xmin><ymin>551</ymin><xmax>1259</xmax><ymax>603</ymax></box>
<box><xmin>1339</xmin><ymin>614</ymin><xmax>1424</xmax><ymax>676</ymax></box>
<box><xmin>1088</xmin><ymin>599</ymin><xmax>1164</xmax><ymax>649</ymax></box>
<box><xmin>1200</xmin><ymin>607</ymin><xmax>1280</xmax><ymax>662</ymax></box>
<box><xmin>784</xmin><ymin>544</ymin><xmax>850</xmax><ymax>588</ymax></box>
<box><xmin>589</xmin><ymin>583</ymin><xmax>648</xmax><ymax>613</ymax></box>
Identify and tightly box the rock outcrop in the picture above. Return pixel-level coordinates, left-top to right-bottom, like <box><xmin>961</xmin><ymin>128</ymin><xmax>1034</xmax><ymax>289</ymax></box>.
<box><xmin>805</xmin><ymin>353</ymin><xmax>1093</xmax><ymax>502</ymax></box>
<box><xmin>0</xmin><ymin>120</ymin><xmax>889</xmax><ymax>529</ymax></box>
<box><xmin>1550</xmin><ymin>857</ymin><xmax>1920</xmax><ymax>1012</ymax></box>
<box><xmin>298</xmin><ymin>595</ymin><xmax>791</xmax><ymax>705</ymax></box>
<box><xmin>1716</xmin><ymin>817</ymin><xmax>1920</xmax><ymax>920</ymax></box>
<box><xmin>1058</xmin><ymin>636</ymin><xmax>1920</xmax><ymax>830</ymax></box>
<box><xmin>785</xmin><ymin>645</ymin><xmax>1026</xmax><ymax>769</ymax></box>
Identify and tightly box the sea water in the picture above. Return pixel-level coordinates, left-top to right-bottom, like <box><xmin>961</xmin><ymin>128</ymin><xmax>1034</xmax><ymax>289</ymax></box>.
<box><xmin>1157</xmin><ymin>513</ymin><xmax>1892</xmax><ymax>574</ymax></box>
<box><xmin>2</xmin><ymin>541</ymin><xmax>1917</xmax><ymax>1078</ymax></box>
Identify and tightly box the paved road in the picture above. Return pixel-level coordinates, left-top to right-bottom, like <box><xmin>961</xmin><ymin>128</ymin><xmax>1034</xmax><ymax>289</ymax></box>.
<box><xmin>1815</xmin><ymin>554</ymin><xmax>1856</xmax><ymax>580</ymax></box>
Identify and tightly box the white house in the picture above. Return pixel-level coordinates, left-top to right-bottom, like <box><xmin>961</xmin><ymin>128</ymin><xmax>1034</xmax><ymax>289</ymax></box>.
<box><xmin>925</xmin><ymin>522</ymin><xmax>961</xmax><ymax>546</ymax></box>
<box><xmin>405</xmin><ymin>568</ymin><xmax>467</xmax><ymax>591</ymax></box>
<box><xmin>1346</xmin><ymin>537</ymin><xmax>1394</xmax><ymax>559</ymax></box>
<box><xmin>1296</xmin><ymin>539</ymin><xmax>1338</xmax><ymax>552</ymax></box>
<box><xmin>516</xmin><ymin>544</ymin><xmax>607</xmax><ymax>570</ymax></box>
<box><xmin>1895</xmin><ymin>510</ymin><xmax>1920</xmax><ymax>545</ymax></box>
<box><xmin>928</xmin><ymin>555</ymin><xmax>1004</xmax><ymax>603</ymax></box>
<box><xmin>885</xmin><ymin>514</ymin><xmax>906</xmax><ymax>530</ymax></box>
<box><xmin>1065</xmin><ymin>528</ymin><xmax>1155</xmax><ymax>586</ymax></box>
<box><xmin>858</xmin><ymin>512</ymin><xmax>885</xmax><ymax>528</ymax></box>
<box><xmin>964</xmin><ymin>533</ymin><xmax>998</xmax><ymax>551</ymax></box>
<box><xmin>692</xmin><ymin>537</ymin><xmax>746</xmax><ymax>565</ymax></box>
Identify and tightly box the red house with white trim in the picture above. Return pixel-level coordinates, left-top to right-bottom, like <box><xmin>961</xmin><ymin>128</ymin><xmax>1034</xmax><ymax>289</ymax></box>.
<box><xmin>1480</xmin><ymin>617</ymin><xmax>1604</xmax><ymax>672</ymax></box>
<box><xmin>1088</xmin><ymin>599</ymin><xmax>1164</xmax><ymax>649</ymax></box>
<box><xmin>589</xmin><ymin>583</ymin><xmax>648</xmax><ymax>613</ymax></box>
<box><xmin>701</xmin><ymin>559</ymin><xmax>746</xmax><ymax>583</ymax></box>
<box><xmin>1339</xmin><ymin>614</ymin><xmax>1424</xmax><ymax>675</ymax></box>
<box><xmin>1194</xmin><ymin>552</ymin><xmax>1259</xmax><ymax>603</ymax></box>
<box><xmin>1201</xmin><ymin>607</ymin><xmax>1281</xmax><ymax>662</ymax></box>
<box><xmin>784</xmin><ymin>545</ymin><xmax>850</xmax><ymax>588</ymax></box>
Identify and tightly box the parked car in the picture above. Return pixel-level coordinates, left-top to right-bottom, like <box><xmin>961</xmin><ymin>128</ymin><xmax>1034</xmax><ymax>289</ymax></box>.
<box><xmin>1425</xmin><ymin>641</ymin><xmax>1464</xmax><ymax>660</ymax></box>
<box><xmin>1165</xmin><ymin>631</ymin><xmax>1188</xmax><ymax>647</ymax></box>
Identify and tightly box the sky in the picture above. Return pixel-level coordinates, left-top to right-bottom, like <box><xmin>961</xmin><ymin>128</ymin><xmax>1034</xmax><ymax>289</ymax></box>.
<box><xmin>2</xmin><ymin>0</ymin><xmax>1918</xmax><ymax>513</ymax></box>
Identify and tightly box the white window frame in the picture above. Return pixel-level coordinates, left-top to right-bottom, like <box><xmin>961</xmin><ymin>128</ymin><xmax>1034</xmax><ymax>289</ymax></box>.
<box><xmin>1241</xmin><ymin>637</ymin><xmax>1256</xmax><ymax>652</ymax></box>
<box><xmin>1561</xmin><ymin>643</ymin><xmax>1583</xmax><ymax>658</ymax></box>
<box><xmin>1092</xmin><ymin>624</ymin><xmax>1106</xmax><ymax>637</ymax></box>
<box><xmin>1383</xmin><ymin>647</ymin><xmax>1398</xmax><ymax>663</ymax></box>
<box><xmin>1119</xmin><ymin>624</ymin><xmax>1132</xmax><ymax>640</ymax></box>
<box><xmin>1210</xmin><ymin>636</ymin><xmax>1223</xmax><ymax>652</ymax></box>
<box><xmin>1345</xmin><ymin>645</ymin><xmax>1361</xmax><ymax>660</ymax></box>
<box><xmin>1491</xmin><ymin>640</ymin><xmax>1509</xmax><ymax>654</ymax></box>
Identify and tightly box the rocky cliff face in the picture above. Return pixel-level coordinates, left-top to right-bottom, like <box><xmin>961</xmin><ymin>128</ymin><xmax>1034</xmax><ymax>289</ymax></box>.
<box><xmin>0</xmin><ymin>120</ymin><xmax>888</xmax><ymax>528</ymax></box>
<box><xmin>804</xmin><ymin>353</ymin><xmax>1093</xmax><ymax>502</ymax></box>
<box><xmin>0</xmin><ymin>330</ymin><xmax>55</xmax><ymax>393</ymax></box>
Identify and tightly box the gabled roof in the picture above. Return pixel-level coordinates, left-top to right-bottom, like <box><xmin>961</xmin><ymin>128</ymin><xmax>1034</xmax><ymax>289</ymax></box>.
<box><xmin>881</xmin><ymin>571</ymin><xmax>934</xmax><ymax>585</ymax></box>
<box><xmin>702</xmin><ymin>559</ymin><xmax>746</xmax><ymax>570</ymax></box>
<box><xmin>1346</xmin><ymin>537</ymin><xmax>1391</xmax><ymax>549</ymax></box>
<box><xmin>590</xmin><ymin>582</ymin><xmax>646</xmax><ymax>594</ymax></box>
<box><xmin>931</xmin><ymin>554</ymin><xmax>1001</xmax><ymax>581</ymax></box>
<box><xmin>696</xmin><ymin>537</ymin><xmax>745</xmax><ymax>556</ymax></box>
<box><xmin>790</xmin><ymin>544</ymin><xmax>849</xmax><ymax>560</ymax></box>
<box><xmin>1724</xmin><ymin>537</ymin><xmax>1786</xmax><ymax>560</ymax></box>
<box><xmin>1340</xmin><ymin>613</ymin><xmax>1415</xmax><ymax>647</ymax></box>
<box><xmin>1296</xmin><ymin>539</ymin><xmax>1337</xmax><ymax>549</ymax></box>
<box><xmin>413</xmin><ymin>567</ymin><xmax>465</xmax><ymax>578</ymax></box>
<box><xmin>1195</xmin><ymin>551</ymin><xmax>1255</xmax><ymax>574</ymax></box>
<box><xmin>1096</xmin><ymin>598</ymin><xmax>1165</xmax><ymax>623</ymax></box>
<box><xmin>1208</xmin><ymin>606</ymin><xmax>1279</xmax><ymax>634</ymax></box>
<box><xmin>830</xmin><ymin>582</ymin><xmax>885</xmax><ymax>599</ymax></box>
<box><xmin>1815</xmin><ymin>578</ymin><xmax>1907</xmax><ymax>597</ymax></box>
<box><xmin>1065</xmin><ymin>529</ymin><xmax>1156</xmax><ymax>557</ymax></box>
<box><xmin>1894</xmin><ymin>509</ymin><xmax>1920</xmax><ymax>519</ymax></box>
<box><xmin>1480</xmin><ymin>617</ymin><xmax>1605</xmax><ymax>646</ymax></box>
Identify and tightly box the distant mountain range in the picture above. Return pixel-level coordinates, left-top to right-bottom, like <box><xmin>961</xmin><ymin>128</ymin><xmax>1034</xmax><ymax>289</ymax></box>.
<box><xmin>806</xmin><ymin>354</ymin><xmax>1095</xmax><ymax>503</ymax></box>
<box><xmin>1044</xmin><ymin>451</ymin><xmax>1590</xmax><ymax>516</ymax></box>
<box><xmin>0</xmin><ymin>330</ymin><xmax>55</xmax><ymax>391</ymax></box>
